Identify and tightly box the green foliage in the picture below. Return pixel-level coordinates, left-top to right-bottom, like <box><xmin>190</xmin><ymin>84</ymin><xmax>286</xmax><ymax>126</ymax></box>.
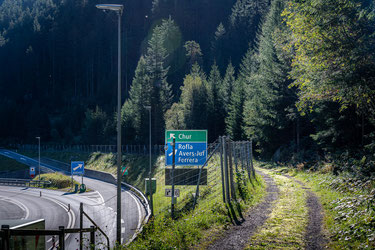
<box><xmin>38</xmin><ymin>173</ymin><xmax>78</xmax><ymax>189</ymax></box>
<box><xmin>207</xmin><ymin>62</ymin><xmax>226</xmax><ymax>140</ymax></box>
<box><xmin>297</xmin><ymin>171</ymin><xmax>375</xmax><ymax>249</ymax></box>
<box><xmin>0</xmin><ymin>155</ymin><xmax>28</xmax><ymax>171</ymax></box>
<box><xmin>226</xmin><ymin>79</ymin><xmax>246</xmax><ymax>140</ymax></box>
<box><xmin>121</xmin><ymin>56</ymin><xmax>152</xmax><ymax>144</ymax></box>
<box><xmin>242</xmin><ymin>0</ymin><xmax>297</xmax><ymax>157</ymax></box>
<box><xmin>220</xmin><ymin>61</ymin><xmax>236</xmax><ymax>114</ymax></box>
<box><xmin>184</xmin><ymin>40</ymin><xmax>202</xmax><ymax>68</ymax></box>
<box><xmin>236</xmin><ymin>169</ymin><xmax>251</xmax><ymax>200</ymax></box>
<box><xmin>284</xmin><ymin>0</ymin><xmax>375</xmax><ymax>121</ymax></box>
<box><xmin>165</xmin><ymin>65</ymin><xmax>210</xmax><ymax>130</ymax></box>
<box><xmin>81</xmin><ymin>106</ymin><xmax>114</xmax><ymax>145</ymax></box>
<box><xmin>124</xmin><ymin>155</ymin><xmax>265</xmax><ymax>249</ymax></box>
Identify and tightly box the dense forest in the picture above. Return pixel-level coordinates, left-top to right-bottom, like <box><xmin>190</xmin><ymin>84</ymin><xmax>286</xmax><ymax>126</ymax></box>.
<box><xmin>1</xmin><ymin>0</ymin><xmax>375</xmax><ymax>174</ymax></box>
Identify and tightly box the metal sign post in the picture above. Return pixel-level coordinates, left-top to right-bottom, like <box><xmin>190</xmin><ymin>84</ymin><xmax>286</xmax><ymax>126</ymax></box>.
<box><xmin>171</xmin><ymin>137</ymin><xmax>176</xmax><ymax>219</ymax></box>
<box><xmin>71</xmin><ymin>161</ymin><xmax>85</xmax><ymax>187</ymax></box>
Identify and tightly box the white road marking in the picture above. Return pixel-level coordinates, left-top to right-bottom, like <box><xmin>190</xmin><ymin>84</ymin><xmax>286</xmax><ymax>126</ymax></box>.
<box><xmin>0</xmin><ymin>195</ymin><xmax>30</xmax><ymax>219</ymax></box>
<box><xmin>97</xmin><ymin>191</ymin><xmax>105</xmax><ymax>204</ymax></box>
<box><xmin>128</xmin><ymin>191</ymin><xmax>142</xmax><ymax>232</ymax></box>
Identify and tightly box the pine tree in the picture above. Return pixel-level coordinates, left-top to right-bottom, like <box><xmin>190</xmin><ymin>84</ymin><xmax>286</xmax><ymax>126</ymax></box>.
<box><xmin>165</xmin><ymin>67</ymin><xmax>210</xmax><ymax>131</ymax></box>
<box><xmin>243</xmin><ymin>0</ymin><xmax>296</xmax><ymax>157</ymax></box>
<box><xmin>226</xmin><ymin>79</ymin><xmax>246</xmax><ymax>140</ymax></box>
<box><xmin>121</xmin><ymin>56</ymin><xmax>152</xmax><ymax>144</ymax></box>
<box><xmin>220</xmin><ymin>61</ymin><xmax>236</xmax><ymax>114</ymax></box>
<box><xmin>207</xmin><ymin>61</ymin><xmax>225</xmax><ymax>140</ymax></box>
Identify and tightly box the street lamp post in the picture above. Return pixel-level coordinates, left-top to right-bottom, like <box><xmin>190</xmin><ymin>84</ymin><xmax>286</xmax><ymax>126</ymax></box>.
<box><xmin>36</xmin><ymin>137</ymin><xmax>40</xmax><ymax>182</ymax></box>
<box><xmin>144</xmin><ymin>106</ymin><xmax>153</xmax><ymax>217</ymax></box>
<box><xmin>96</xmin><ymin>4</ymin><xmax>124</xmax><ymax>245</ymax></box>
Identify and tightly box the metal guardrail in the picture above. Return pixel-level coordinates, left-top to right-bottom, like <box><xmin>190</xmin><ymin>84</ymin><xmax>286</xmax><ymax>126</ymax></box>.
<box><xmin>0</xmin><ymin>178</ymin><xmax>51</xmax><ymax>187</ymax></box>
<box><xmin>121</xmin><ymin>181</ymin><xmax>151</xmax><ymax>245</ymax></box>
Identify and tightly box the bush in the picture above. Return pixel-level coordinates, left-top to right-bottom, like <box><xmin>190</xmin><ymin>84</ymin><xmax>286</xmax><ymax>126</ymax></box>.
<box><xmin>38</xmin><ymin>173</ymin><xmax>74</xmax><ymax>189</ymax></box>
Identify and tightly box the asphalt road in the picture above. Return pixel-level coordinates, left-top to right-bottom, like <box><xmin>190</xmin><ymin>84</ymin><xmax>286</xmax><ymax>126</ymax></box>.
<box><xmin>0</xmin><ymin>149</ymin><xmax>146</xmax><ymax>248</ymax></box>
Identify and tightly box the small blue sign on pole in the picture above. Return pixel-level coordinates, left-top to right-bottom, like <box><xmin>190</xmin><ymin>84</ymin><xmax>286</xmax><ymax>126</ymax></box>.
<box><xmin>71</xmin><ymin>161</ymin><xmax>84</xmax><ymax>175</ymax></box>
<box><xmin>29</xmin><ymin>167</ymin><xmax>35</xmax><ymax>178</ymax></box>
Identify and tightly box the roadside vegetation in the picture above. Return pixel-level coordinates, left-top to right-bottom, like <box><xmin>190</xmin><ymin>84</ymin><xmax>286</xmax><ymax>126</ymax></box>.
<box><xmin>259</xmin><ymin>161</ymin><xmax>375</xmax><ymax>249</ymax></box>
<box><xmin>35</xmin><ymin>172</ymin><xmax>80</xmax><ymax>191</ymax></box>
<box><xmin>0</xmin><ymin>155</ymin><xmax>28</xmax><ymax>172</ymax></box>
<box><xmin>122</xmin><ymin>155</ymin><xmax>265</xmax><ymax>249</ymax></box>
<box><xmin>295</xmin><ymin>171</ymin><xmax>375</xmax><ymax>249</ymax></box>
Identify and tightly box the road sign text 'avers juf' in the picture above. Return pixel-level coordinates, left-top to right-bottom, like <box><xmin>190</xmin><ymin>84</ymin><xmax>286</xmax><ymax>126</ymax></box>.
<box><xmin>165</xmin><ymin>130</ymin><xmax>207</xmax><ymax>166</ymax></box>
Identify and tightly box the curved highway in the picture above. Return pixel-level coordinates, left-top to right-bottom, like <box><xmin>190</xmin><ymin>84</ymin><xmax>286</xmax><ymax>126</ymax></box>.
<box><xmin>0</xmin><ymin>149</ymin><xmax>146</xmax><ymax>248</ymax></box>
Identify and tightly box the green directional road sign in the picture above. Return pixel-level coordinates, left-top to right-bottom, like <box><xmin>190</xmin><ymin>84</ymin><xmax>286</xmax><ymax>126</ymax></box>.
<box><xmin>165</xmin><ymin>130</ymin><xmax>207</xmax><ymax>166</ymax></box>
<box><xmin>165</xmin><ymin>130</ymin><xmax>207</xmax><ymax>143</ymax></box>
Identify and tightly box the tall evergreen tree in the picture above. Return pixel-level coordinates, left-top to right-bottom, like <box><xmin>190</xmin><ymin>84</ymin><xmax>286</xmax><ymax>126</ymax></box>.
<box><xmin>165</xmin><ymin>65</ymin><xmax>210</xmax><ymax>131</ymax></box>
<box><xmin>226</xmin><ymin>79</ymin><xmax>246</xmax><ymax>140</ymax></box>
<box><xmin>121</xmin><ymin>56</ymin><xmax>152</xmax><ymax>144</ymax></box>
<box><xmin>243</xmin><ymin>0</ymin><xmax>296</xmax><ymax>157</ymax></box>
<box><xmin>220</xmin><ymin>61</ymin><xmax>236</xmax><ymax>114</ymax></box>
<box><xmin>207</xmin><ymin>61</ymin><xmax>225</xmax><ymax>140</ymax></box>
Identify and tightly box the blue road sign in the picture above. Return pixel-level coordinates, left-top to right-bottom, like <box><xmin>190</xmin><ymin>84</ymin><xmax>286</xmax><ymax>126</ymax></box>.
<box><xmin>71</xmin><ymin>161</ymin><xmax>84</xmax><ymax>175</ymax></box>
<box><xmin>29</xmin><ymin>167</ymin><xmax>35</xmax><ymax>178</ymax></box>
<box><xmin>165</xmin><ymin>142</ymin><xmax>207</xmax><ymax>166</ymax></box>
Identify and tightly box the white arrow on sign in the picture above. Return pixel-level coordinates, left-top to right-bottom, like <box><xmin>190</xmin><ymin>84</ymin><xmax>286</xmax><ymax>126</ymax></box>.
<box><xmin>170</xmin><ymin>133</ymin><xmax>175</xmax><ymax>139</ymax></box>
<box><xmin>73</xmin><ymin>164</ymin><xmax>83</xmax><ymax>171</ymax></box>
<box><xmin>168</xmin><ymin>149</ymin><xmax>177</xmax><ymax>157</ymax></box>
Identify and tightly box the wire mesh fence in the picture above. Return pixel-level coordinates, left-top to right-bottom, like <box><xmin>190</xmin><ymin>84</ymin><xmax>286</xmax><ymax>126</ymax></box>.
<box><xmin>12</xmin><ymin>144</ymin><xmax>166</xmax><ymax>155</ymax></box>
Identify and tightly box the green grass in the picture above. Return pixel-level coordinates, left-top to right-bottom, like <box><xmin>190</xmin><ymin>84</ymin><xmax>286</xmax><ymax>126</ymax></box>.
<box><xmin>0</xmin><ymin>155</ymin><xmax>29</xmax><ymax>172</ymax></box>
<box><xmin>121</xmin><ymin>155</ymin><xmax>266</xmax><ymax>249</ymax></box>
<box><xmin>246</xmin><ymin>168</ymin><xmax>308</xmax><ymax>249</ymax></box>
<box><xmin>293</xmin><ymin>171</ymin><xmax>375</xmax><ymax>249</ymax></box>
<box><xmin>36</xmin><ymin>172</ymin><xmax>81</xmax><ymax>191</ymax></box>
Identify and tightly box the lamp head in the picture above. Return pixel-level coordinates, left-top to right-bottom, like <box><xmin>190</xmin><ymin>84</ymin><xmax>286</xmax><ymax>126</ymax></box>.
<box><xmin>96</xmin><ymin>4</ymin><xmax>123</xmax><ymax>12</ymax></box>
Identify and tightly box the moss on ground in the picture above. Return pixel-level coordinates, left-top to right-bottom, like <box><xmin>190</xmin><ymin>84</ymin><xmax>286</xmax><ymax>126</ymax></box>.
<box><xmin>246</xmin><ymin>168</ymin><xmax>308</xmax><ymax>249</ymax></box>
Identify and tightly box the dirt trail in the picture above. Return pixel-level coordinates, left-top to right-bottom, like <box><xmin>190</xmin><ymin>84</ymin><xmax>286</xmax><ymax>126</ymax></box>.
<box><xmin>207</xmin><ymin>170</ymin><xmax>327</xmax><ymax>250</ymax></box>
<box><xmin>284</xmin><ymin>175</ymin><xmax>327</xmax><ymax>250</ymax></box>
<box><xmin>207</xmin><ymin>171</ymin><xmax>279</xmax><ymax>250</ymax></box>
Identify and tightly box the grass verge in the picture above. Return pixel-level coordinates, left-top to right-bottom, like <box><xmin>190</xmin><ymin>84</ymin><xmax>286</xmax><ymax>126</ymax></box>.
<box><xmin>122</xmin><ymin>155</ymin><xmax>266</xmax><ymax>249</ymax></box>
<box><xmin>35</xmin><ymin>173</ymin><xmax>81</xmax><ymax>191</ymax></box>
<box><xmin>293</xmin><ymin>171</ymin><xmax>375</xmax><ymax>249</ymax></box>
<box><xmin>246</xmin><ymin>168</ymin><xmax>308</xmax><ymax>249</ymax></box>
<box><xmin>0</xmin><ymin>155</ymin><xmax>29</xmax><ymax>172</ymax></box>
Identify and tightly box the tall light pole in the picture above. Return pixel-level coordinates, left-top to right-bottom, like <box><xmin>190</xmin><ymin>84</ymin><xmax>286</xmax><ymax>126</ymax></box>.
<box><xmin>96</xmin><ymin>3</ymin><xmax>124</xmax><ymax>244</ymax></box>
<box><xmin>144</xmin><ymin>105</ymin><xmax>153</xmax><ymax>216</ymax></box>
<box><xmin>36</xmin><ymin>137</ymin><xmax>40</xmax><ymax>181</ymax></box>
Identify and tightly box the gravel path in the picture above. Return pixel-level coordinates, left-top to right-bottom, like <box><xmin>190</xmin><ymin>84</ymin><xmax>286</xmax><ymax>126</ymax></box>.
<box><xmin>207</xmin><ymin>170</ymin><xmax>279</xmax><ymax>250</ymax></box>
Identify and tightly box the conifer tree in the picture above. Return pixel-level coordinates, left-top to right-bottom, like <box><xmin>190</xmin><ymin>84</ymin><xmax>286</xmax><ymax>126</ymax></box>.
<box><xmin>226</xmin><ymin>79</ymin><xmax>246</xmax><ymax>140</ymax></box>
<box><xmin>243</xmin><ymin>0</ymin><xmax>296</xmax><ymax>156</ymax></box>
<box><xmin>207</xmin><ymin>62</ymin><xmax>225</xmax><ymax>140</ymax></box>
<box><xmin>121</xmin><ymin>56</ymin><xmax>152</xmax><ymax>144</ymax></box>
<box><xmin>220</xmin><ymin>61</ymin><xmax>236</xmax><ymax>114</ymax></box>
